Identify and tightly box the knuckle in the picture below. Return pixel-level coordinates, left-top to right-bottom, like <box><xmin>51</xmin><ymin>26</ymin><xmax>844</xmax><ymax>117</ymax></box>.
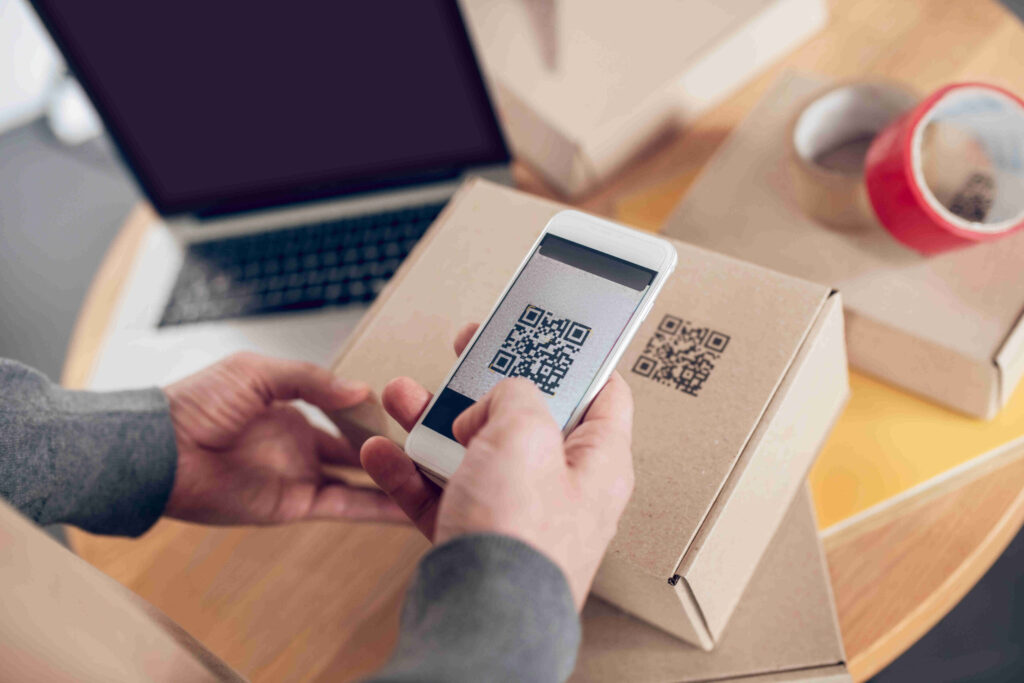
<box><xmin>224</xmin><ymin>350</ymin><xmax>259</xmax><ymax>371</ymax></box>
<box><xmin>505</xmin><ymin>412</ymin><xmax>542</xmax><ymax>433</ymax></box>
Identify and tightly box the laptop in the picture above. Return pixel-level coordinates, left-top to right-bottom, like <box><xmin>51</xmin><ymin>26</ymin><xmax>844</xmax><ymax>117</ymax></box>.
<box><xmin>31</xmin><ymin>1</ymin><xmax>511</xmax><ymax>392</ymax></box>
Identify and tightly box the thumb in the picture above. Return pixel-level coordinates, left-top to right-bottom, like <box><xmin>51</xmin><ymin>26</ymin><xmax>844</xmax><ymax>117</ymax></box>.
<box><xmin>360</xmin><ymin>436</ymin><xmax>441</xmax><ymax>539</ymax></box>
<box><xmin>452</xmin><ymin>377</ymin><xmax>549</xmax><ymax>446</ymax></box>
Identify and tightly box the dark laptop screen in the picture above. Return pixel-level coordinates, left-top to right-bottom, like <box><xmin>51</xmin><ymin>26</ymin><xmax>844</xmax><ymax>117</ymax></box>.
<box><xmin>30</xmin><ymin>1</ymin><xmax>509</xmax><ymax>217</ymax></box>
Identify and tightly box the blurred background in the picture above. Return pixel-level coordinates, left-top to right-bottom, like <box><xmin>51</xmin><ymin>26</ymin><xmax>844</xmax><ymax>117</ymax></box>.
<box><xmin>0</xmin><ymin>0</ymin><xmax>133</xmax><ymax>379</ymax></box>
<box><xmin>0</xmin><ymin>0</ymin><xmax>1021</xmax><ymax>680</ymax></box>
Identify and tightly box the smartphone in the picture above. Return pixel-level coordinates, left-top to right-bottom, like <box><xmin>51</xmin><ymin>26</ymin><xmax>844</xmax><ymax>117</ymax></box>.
<box><xmin>405</xmin><ymin>210</ymin><xmax>677</xmax><ymax>483</ymax></box>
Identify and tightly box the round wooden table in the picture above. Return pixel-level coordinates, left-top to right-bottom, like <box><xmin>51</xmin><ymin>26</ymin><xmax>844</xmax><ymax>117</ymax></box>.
<box><xmin>62</xmin><ymin>1</ymin><xmax>1024</xmax><ymax>680</ymax></box>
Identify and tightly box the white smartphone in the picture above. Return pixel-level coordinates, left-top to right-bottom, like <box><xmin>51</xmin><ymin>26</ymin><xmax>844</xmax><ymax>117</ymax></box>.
<box><xmin>405</xmin><ymin>210</ymin><xmax>678</xmax><ymax>483</ymax></box>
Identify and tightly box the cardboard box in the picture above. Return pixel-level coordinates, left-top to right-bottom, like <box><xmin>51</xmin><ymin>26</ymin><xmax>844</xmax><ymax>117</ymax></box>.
<box><xmin>459</xmin><ymin>0</ymin><xmax>828</xmax><ymax>197</ymax></box>
<box><xmin>0</xmin><ymin>499</ymin><xmax>242</xmax><ymax>681</ymax></box>
<box><xmin>330</xmin><ymin>179</ymin><xmax>849</xmax><ymax>647</ymax></box>
<box><xmin>574</xmin><ymin>487</ymin><xmax>849</xmax><ymax>682</ymax></box>
<box><xmin>662</xmin><ymin>72</ymin><xmax>1024</xmax><ymax>419</ymax></box>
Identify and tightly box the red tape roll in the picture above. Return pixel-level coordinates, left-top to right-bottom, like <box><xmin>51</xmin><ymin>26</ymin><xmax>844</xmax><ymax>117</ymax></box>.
<box><xmin>864</xmin><ymin>83</ymin><xmax>1024</xmax><ymax>255</ymax></box>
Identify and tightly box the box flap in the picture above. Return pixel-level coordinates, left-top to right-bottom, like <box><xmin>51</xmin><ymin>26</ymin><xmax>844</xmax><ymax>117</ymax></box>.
<box><xmin>662</xmin><ymin>72</ymin><xmax>1024</xmax><ymax>399</ymax></box>
<box><xmin>679</xmin><ymin>293</ymin><xmax>849</xmax><ymax>640</ymax></box>
<box><xmin>995</xmin><ymin>309</ymin><xmax>1024</xmax><ymax>407</ymax></box>
<box><xmin>573</xmin><ymin>487</ymin><xmax>847</xmax><ymax>682</ymax></box>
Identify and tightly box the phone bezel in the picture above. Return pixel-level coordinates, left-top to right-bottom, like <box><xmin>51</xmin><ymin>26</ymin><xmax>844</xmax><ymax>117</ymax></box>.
<box><xmin>404</xmin><ymin>209</ymin><xmax>678</xmax><ymax>482</ymax></box>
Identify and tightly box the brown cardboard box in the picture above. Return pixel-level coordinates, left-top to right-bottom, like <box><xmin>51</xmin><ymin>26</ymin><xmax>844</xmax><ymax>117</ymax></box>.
<box><xmin>574</xmin><ymin>487</ymin><xmax>849</xmax><ymax>682</ymax></box>
<box><xmin>459</xmin><ymin>0</ymin><xmax>828</xmax><ymax>197</ymax></box>
<box><xmin>662</xmin><ymin>72</ymin><xmax>1024</xmax><ymax>419</ymax></box>
<box><xmin>330</xmin><ymin>179</ymin><xmax>849</xmax><ymax>648</ymax></box>
<box><xmin>0</xmin><ymin>499</ymin><xmax>242</xmax><ymax>681</ymax></box>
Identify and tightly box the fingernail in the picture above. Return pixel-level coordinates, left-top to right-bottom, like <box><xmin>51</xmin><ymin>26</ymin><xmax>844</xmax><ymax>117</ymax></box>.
<box><xmin>332</xmin><ymin>377</ymin><xmax>368</xmax><ymax>394</ymax></box>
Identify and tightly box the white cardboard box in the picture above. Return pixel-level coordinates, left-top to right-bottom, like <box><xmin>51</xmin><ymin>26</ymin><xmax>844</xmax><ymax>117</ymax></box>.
<box><xmin>460</xmin><ymin>0</ymin><xmax>828</xmax><ymax>196</ymax></box>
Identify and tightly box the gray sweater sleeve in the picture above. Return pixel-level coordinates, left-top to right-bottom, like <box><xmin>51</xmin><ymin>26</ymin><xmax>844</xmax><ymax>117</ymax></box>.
<box><xmin>1</xmin><ymin>360</ymin><xmax>581</xmax><ymax>678</ymax></box>
<box><xmin>367</xmin><ymin>534</ymin><xmax>581</xmax><ymax>683</ymax></box>
<box><xmin>0</xmin><ymin>359</ymin><xmax>177</xmax><ymax>536</ymax></box>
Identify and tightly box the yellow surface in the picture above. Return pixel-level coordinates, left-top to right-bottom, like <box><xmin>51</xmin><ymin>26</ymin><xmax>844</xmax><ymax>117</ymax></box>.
<box><xmin>810</xmin><ymin>371</ymin><xmax>1024</xmax><ymax>529</ymax></box>
<box><xmin>617</xmin><ymin>175</ymin><xmax>1024</xmax><ymax>531</ymax></box>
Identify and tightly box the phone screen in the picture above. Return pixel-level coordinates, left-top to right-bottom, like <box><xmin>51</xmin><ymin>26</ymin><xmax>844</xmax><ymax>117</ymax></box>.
<box><xmin>422</xmin><ymin>234</ymin><xmax>656</xmax><ymax>439</ymax></box>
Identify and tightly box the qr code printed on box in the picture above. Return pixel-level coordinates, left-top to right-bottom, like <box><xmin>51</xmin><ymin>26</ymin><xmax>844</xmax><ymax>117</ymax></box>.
<box><xmin>488</xmin><ymin>304</ymin><xmax>592</xmax><ymax>396</ymax></box>
<box><xmin>631</xmin><ymin>315</ymin><xmax>729</xmax><ymax>396</ymax></box>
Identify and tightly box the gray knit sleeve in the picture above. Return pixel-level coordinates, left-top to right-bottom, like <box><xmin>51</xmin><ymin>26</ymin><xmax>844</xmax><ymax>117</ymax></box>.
<box><xmin>367</xmin><ymin>534</ymin><xmax>581</xmax><ymax>683</ymax></box>
<box><xmin>0</xmin><ymin>359</ymin><xmax>177</xmax><ymax>536</ymax></box>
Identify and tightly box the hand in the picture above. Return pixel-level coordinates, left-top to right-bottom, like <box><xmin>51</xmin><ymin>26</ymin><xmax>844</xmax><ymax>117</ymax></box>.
<box><xmin>361</xmin><ymin>324</ymin><xmax>635</xmax><ymax>608</ymax></box>
<box><xmin>163</xmin><ymin>352</ymin><xmax>405</xmax><ymax>526</ymax></box>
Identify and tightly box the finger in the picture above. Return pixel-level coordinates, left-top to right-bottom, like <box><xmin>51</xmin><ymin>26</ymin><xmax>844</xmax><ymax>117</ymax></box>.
<box><xmin>307</xmin><ymin>482</ymin><xmax>409</xmax><ymax>523</ymax></box>
<box><xmin>453</xmin><ymin>322</ymin><xmax>479</xmax><ymax>357</ymax></box>
<box><xmin>313</xmin><ymin>425</ymin><xmax>361</xmax><ymax>468</ymax></box>
<box><xmin>566</xmin><ymin>372</ymin><xmax>635</xmax><ymax>473</ymax></box>
<box><xmin>579</xmin><ymin>372</ymin><xmax>634</xmax><ymax>436</ymax></box>
<box><xmin>452</xmin><ymin>377</ymin><xmax>548</xmax><ymax>447</ymax></box>
<box><xmin>381</xmin><ymin>377</ymin><xmax>433</xmax><ymax>432</ymax></box>
<box><xmin>229</xmin><ymin>352</ymin><xmax>369</xmax><ymax>412</ymax></box>
<box><xmin>451</xmin><ymin>391</ymin><xmax>491</xmax><ymax>446</ymax></box>
<box><xmin>360</xmin><ymin>436</ymin><xmax>441</xmax><ymax>538</ymax></box>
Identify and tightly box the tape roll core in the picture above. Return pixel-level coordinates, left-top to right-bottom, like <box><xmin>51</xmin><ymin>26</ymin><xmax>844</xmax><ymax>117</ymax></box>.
<box><xmin>788</xmin><ymin>82</ymin><xmax>918</xmax><ymax>232</ymax></box>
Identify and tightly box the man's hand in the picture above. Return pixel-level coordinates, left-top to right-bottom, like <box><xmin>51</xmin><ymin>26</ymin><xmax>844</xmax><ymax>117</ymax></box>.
<box><xmin>361</xmin><ymin>324</ymin><xmax>635</xmax><ymax>608</ymax></box>
<box><xmin>163</xmin><ymin>352</ymin><xmax>405</xmax><ymax>526</ymax></box>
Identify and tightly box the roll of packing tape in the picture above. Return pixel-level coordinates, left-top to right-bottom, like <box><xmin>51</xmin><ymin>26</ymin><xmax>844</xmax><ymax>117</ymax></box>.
<box><xmin>789</xmin><ymin>81</ymin><xmax>918</xmax><ymax>232</ymax></box>
<box><xmin>790</xmin><ymin>81</ymin><xmax>1024</xmax><ymax>254</ymax></box>
<box><xmin>865</xmin><ymin>83</ymin><xmax>1024</xmax><ymax>254</ymax></box>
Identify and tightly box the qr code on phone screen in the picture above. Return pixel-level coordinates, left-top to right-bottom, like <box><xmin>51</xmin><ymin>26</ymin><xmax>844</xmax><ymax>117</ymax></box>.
<box><xmin>488</xmin><ymin>304</ymin><xmax>591</xmax><ymax>395</ymax></box>
<box><xmin>631</xmin><ymin>315</ymin><xmax>729</xmax><ymax>396</ymax></box>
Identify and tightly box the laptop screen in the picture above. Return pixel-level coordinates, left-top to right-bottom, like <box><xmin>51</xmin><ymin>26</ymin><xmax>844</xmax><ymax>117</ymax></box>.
<box><xmin>30</xmin><ymin>1</ymin><xmax>509</xmax><ymax>218</ymax></box>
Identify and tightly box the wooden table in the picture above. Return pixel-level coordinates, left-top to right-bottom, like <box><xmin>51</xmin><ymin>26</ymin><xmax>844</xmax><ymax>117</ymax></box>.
<box><xmin>63</xmin><ymin>1</ymin><xmax>1024</xmax><ymax>680</ymax></box>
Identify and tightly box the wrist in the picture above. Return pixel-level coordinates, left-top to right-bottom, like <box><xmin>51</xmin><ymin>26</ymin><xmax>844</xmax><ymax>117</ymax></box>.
<box><xmin>436</xmin><ymin>528</ymin><xmax>585</xmax><ymax>609</ymax></box>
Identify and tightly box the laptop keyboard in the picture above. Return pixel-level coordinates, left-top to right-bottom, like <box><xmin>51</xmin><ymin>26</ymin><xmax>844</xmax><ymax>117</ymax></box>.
<box><xmin>159</xmin><ymin>202</ymin><xmax>445</xmax><ymax>326</ymax></box>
